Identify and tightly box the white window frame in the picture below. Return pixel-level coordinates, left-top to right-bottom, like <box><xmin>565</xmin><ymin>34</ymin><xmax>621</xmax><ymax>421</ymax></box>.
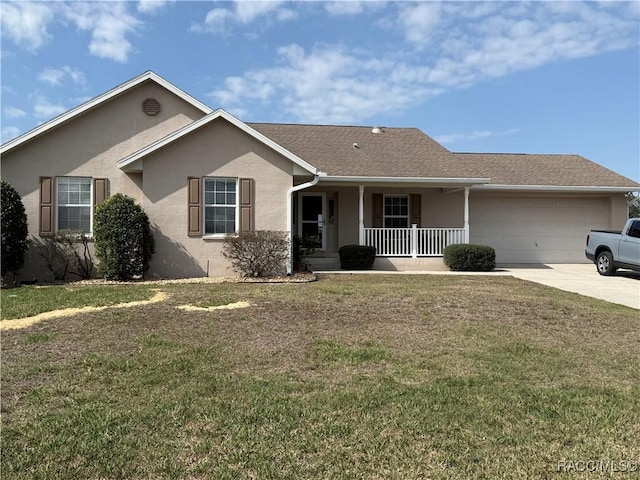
<box><xmin>203</xmin><ymin>177</ymin><xmax>239</xmax><ymax>237</ymax></box>
<box><xmin>383</xmin><ymin>194</ymin><xmax>410</xmax><ymax>228</ymax></box>
<box><xmin>55</xmin><ymin>176</ymin><xmax>93</xmax><ymax>234</ymax></box>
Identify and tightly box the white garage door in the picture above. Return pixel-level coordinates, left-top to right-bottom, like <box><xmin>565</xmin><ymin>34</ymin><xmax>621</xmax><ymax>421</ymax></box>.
<box><xmin>469</xmin><ymin>196</ymin><xmax>609</xmax><ymax>264</ymax></box>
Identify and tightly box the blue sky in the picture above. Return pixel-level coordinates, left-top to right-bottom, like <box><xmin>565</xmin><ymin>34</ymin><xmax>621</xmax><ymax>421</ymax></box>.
<box><xmin>1</xmin><ymin>0</ymin><xmax>639</xmax><ymax>182</ymax></box>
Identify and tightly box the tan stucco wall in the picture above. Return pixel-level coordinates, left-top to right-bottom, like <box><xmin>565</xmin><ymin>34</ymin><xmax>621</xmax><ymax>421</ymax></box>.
<box><xmin>1</xmin><ymin>81</ymin><xmax>206</xmax><ymax>280</ymax></box>
<box><xmin>142</xmin><ymin>118</ymin><xmax>295</xmax><ymax>278</ymax></box>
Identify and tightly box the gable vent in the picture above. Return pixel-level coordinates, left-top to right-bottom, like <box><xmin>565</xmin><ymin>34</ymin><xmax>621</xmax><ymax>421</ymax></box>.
<box><xmin>142</xmin><ymin>98</ymin><xmax>161</xmax><ymax>116</ymax></box>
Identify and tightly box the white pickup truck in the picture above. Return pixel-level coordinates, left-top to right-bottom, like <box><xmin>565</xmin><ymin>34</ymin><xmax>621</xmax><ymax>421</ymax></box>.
<box><xmin>585</xmin><ymin>218</ymin><xmax>640</xmax><ymax>275</ymax></box>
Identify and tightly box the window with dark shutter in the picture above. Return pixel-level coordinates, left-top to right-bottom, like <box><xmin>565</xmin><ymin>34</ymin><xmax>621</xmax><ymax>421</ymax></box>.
<box><xmin>239</xmin><ymin>178</ymin><xmax>253</xmax><ymax>232</ymax></box>
<box><xmin>94</xmin><ymin>178</ymin><xmax>109</xmax><ymax>207</ymax></box>
<box><xmin>187</xmin><ymin>177</ymin><xmax>202</xmax><ymax>236</ymax></box>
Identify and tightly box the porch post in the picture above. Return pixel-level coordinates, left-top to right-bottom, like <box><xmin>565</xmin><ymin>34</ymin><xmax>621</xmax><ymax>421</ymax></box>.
<box><xmin>358</xmin><ymin>185</ymin><xmax>365</xmax><ymax>245</ymax></box>
<box><xmin>411</xmin><ymin>224</ymin><xmax>418</xmax><ymax>258</ymax></box>
<box><xmin>464</xmin><ymin>187</ymin><xmax>470</xmax><ymax>243</ymax></box>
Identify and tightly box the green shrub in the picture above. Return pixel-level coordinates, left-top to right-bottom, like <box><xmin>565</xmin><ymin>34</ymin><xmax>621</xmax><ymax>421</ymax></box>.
<box><xmin>443</xmin><ymin>244</ymin><xmax>496</xmax><ymax>272</ymax></box>
<box><xmin>339</xmin><ymin>245</ymin><xmax>376</xmax><ymax>270</ymax></box>
<box><xmin>1</xmin><ymin>180</ymin><xmax>29</xmax><ymax>277</ymax></box>
<box><xmin>223</xmin><ymin>230</ymin><xmax>289</xmax><ymax>277</ymax></box>
<box><xmin>93</xmin><ymin>194</ymin><xmax>155</xmax><ymax>281</ymax></box>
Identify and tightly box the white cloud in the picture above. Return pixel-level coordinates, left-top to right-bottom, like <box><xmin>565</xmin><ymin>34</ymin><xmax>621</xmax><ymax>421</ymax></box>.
<box><xmin>37</xmin><ymin>66</ymin><xmax>86</xmax><ymax>87</ymax></box>
<box><xmin>3</xmin><ymin>106</ymin><xmax>26</xmax><ymax>119</ymax></box>
<box><xmin>32</xmin><ymin>95</ymin><xmax>67</xmax><ymax>120</ymax></box>
<box><xmin>0</xmin><ymin>1</ymin><xmax>54</xmax><ymax>51</ymax></box>
<box><xmin>1</xmin><ymin>126</ymin><xmax>21</xmax><ymax>143</ymax></box>
<box><xmin>324</xmin><ymin>1</ymin><xmax>364</xmax><ymax>16</ymax></box>
<box><xmin>397</xmin><ymin>2</ymin><xmax>442</xmax><ymax>45</ymax></box>
<box><xmin>210</xmin><ymin>43</ymin><xmax>432</xmax><ymax>123</ymax></box>
<box><xmin>209</xmin><ymin>2</ymin><xmax>638</xmax><ymax>124</ymax></box>
<box><xmin>63</xmin><ymin>2</ymin><xmax>141</xmax><ymax>63</ymax></box>
<box><xmin>435</xmin><ymin>129</ymin><xmax>521</xmax><ymax>145</ymax></box>
<box><xmin>0</xmin><ymin>2</ymin><xmax>144</xmax><ymax>62</ymax></box>
<box><xmin>324</xmin><ymin>1</ymin><xmax>386</xmax><ymax>16</ymax></box>
<box><xmin>191</xmin><ymin>0</ymin><xmax>296</xmax><ymax>34</ymax></box>
<box><xmin>137</xmin><ymin>0</ymin><xmax>173</xmax><ymax>14</ymax></box>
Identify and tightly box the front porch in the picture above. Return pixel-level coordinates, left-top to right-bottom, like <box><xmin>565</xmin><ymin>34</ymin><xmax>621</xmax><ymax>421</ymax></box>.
<box><xmin>293</xmin><ymin>182</ymin><xmax>473</xmax><ymax>262</ymax></box>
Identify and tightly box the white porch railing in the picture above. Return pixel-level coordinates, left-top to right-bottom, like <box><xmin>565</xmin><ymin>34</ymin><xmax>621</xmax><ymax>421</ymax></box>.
<box><xmin>362</xmin><ymin>225</ymin><xmax>467</xmax><ymax>257</ymax></box>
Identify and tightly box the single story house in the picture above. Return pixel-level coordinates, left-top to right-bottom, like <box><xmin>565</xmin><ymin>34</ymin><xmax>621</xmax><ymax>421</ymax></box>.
<box><xmin>1</xmin><ymin>71</ymin><xmax>638</xmax><ymax>279</ymax></box>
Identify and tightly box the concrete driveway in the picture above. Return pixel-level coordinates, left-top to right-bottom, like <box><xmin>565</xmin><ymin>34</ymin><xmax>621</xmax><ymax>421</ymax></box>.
<box><xmin>504</xmin><ymin>264</ymin><xmax>640</xmax><ymax>310</ymax></box>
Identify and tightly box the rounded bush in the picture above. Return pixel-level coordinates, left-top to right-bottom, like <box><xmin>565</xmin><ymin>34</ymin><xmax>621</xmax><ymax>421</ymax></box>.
<box><xmin>223</xmin><ymin>230</ymin><xmax>289</xmax><ymax>277</ymax></box>
<box><xmin>1</xmin><ymin>179</ymin><xmax>29</xmax><ymax>277</ymax></box>
<box><xmin>339</xmin><ymin>245</ymin><xmax>376</xmax><ymax>270</ymax></box>
<box><xmin>443</xmin><ymin>244</ymin><xmax>496</xmax><ymax>272</ymax></box>
<box><xmin>93</xmin><ymin>194</ymin><xmax>155</xmax><ymax>280</ymax></box>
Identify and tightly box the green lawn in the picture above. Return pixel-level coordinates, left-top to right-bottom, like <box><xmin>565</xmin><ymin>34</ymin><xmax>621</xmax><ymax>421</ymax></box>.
<box><xmin>1</xmin><ymin>275</ymin><xmax>638</xmax><ymax>479</ymax></box>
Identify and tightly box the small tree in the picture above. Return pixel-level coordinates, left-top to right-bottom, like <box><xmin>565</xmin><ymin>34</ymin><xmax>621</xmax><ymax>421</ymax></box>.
<box><xmin>223</xmin><ymin>230</ymin><xmax>289</xmax><ymax>277</ymax></box>
<box><xmin>35</xmin><ymin>231</ymin><xmax>94</xmax><ymax>281</ymax></box>
<box><xmin>1</xmin><ymin>179</ymin><xmax>29</xmax><ymax>278</ymax></box>
<box><xmin>93</xmin><ymin>194</ymin><xmax>155</xmax><ymax>281</ymax></box>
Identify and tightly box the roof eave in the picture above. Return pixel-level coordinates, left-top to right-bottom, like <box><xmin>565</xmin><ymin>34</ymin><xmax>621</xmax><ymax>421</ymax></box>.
<box><xmin>472</xmin><ymin>184</ymin><xmax>639</xmax><ymax>193</ymax></box>
<box><xmin>0</xmin><ymin>71</ymin><xmax>213</xmax><ymax>156</ymax></box>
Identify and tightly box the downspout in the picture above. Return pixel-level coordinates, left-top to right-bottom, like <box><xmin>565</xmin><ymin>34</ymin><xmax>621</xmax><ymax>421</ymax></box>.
<box><xmin>286</xmin><ymin>173</ymin><xmax>324</xmax><ymax>274</ymax></box>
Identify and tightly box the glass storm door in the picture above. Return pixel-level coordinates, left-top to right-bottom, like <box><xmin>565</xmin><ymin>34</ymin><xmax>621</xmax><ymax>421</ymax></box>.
<box><xmin>299</xmin><ymin>193</ymin><xmax>326</xmax><ymax>250</ymax></box>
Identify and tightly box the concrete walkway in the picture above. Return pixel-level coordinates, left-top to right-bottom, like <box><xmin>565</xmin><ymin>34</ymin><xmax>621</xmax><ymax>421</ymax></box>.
<box><xmin>504</xmin><ymin>264</ymin><xmax>640</xmax><ymax>310</ymax></box>
<box><xmin>313</xmin><ymin>264</ymin><xmax>640</xmax><ymax>310</ymax></box>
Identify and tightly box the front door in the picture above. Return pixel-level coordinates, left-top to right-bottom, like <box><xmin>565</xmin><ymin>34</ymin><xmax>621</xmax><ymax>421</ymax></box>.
<box><xmin>299</xmin><ymin>193</ymin><xmax>326</xmax><ymax>250</ymax></box>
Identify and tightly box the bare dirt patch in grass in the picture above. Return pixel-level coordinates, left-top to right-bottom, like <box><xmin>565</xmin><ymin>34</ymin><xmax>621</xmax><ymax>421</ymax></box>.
<box><xmin>1</xmin><ymin>290</ymin><xmax>168</xmax><ymax>330</ymax></box>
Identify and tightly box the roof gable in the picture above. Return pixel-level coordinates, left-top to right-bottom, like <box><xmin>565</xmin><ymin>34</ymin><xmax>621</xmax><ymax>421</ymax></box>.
<box><xmin>118</xmin><ymin>109</ymin><xmax>317</xmax><ymax>175</ymax></box>
<box><xmin>0</xmin><ymin>71</ymin><xmax>212</xmax><ymax>155</ymax></box>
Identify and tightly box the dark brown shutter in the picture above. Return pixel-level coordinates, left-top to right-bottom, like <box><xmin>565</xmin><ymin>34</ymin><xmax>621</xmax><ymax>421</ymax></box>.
<box><xmin>187</xmin><ymin>177</ymin><xmax>202</xmax><ymax>236</ymax></box>
<box><xmin>94</xmin><ymin>178</ymin><xmax>109</xmax><ymax>207</ymax></box>
<box><xmin>39</xmin><ymin>176</ymin><xmax>54</xmax><ymax>236</ymax></box>
<box><xmin>239</xmin><ymin>178</ymin><xmax>254</xmax><ymax>232</ymax></box>
<box><xmin>372</xmin><ymin>193</ymin><xmax>383</xmax><ymax>228</ymax></box>
<box><xmin>410</xmin><ymin>194</ymin><xmax>421</xmax><ymax>227</ymax></box>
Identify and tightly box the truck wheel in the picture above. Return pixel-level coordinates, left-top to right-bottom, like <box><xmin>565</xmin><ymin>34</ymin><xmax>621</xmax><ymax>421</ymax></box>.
<box><xmin>596</xmin><ymin>251</ymin><xmax>616</xmax><ymax>276</ymax></box>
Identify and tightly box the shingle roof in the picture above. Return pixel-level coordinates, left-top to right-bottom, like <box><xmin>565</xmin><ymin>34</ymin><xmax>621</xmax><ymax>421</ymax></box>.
<box><xmin>249</xmin><ymin>123</ymin><xmax>639</xmax><ymax>188</ymax></box>
<box><xmin>248</xmin><ymin>123</ymin><xmax>457</xmax><ymax>178</ymax></box>
<box><xmin>451</xmin><ymin>153</ymin><xmax>639</xmax><ymax>188</ymax></box>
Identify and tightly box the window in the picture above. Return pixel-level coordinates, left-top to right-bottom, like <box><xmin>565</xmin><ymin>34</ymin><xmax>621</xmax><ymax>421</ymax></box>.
<box><xmin>204</xmin><ymin>177</ymin><xmax>237</xmax><ymax>235</ymax></box>
<box><xmin>56</xmin><ymin>177</ymin><xmax>92</xmax><ymax>232</ymax></box>
<box><xmin>384</xmin><ymin>195</ymin><xmax>409</xmax><ymax>228</ymax></box>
